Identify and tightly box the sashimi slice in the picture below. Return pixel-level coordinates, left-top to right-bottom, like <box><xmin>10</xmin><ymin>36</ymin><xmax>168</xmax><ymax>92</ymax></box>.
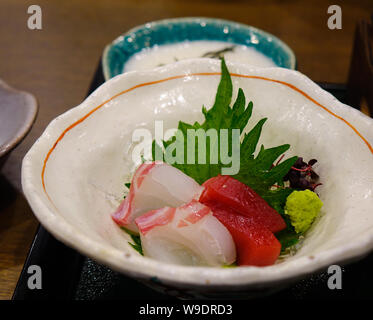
<box><xmin>112</xmin><ymin>162</ymin><xmax>203</xmax><ymax>233</ymax></box>
<box><xmin>200</xmin><ymin>175</ymin><xmax>286</xmax><ymax>233</ymax></box>
<box><xmin>205</xmin><ymin>202</ymin><xmax>281</xmax><ymax>266</ymax></box>
<box><xmin>135</xmin><ymin>200</ymin><xmax>236</xmax><ymax>266</ymax></box>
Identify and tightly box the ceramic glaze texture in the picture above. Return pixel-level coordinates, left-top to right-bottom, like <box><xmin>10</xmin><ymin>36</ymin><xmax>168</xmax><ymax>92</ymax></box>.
<box><xmin>123</xmin><ymin>40</ymin><xmax>276</xmax><ymax>72</ymax></box>
<box><xmin>0</xmin><ymin>79</ymin><xmax>38</xmax><ymax>169</ymax></box>
<box><xmin>103</xmin><ymin>17</ymin><xmax>296</xmax><ymax>80</ymax></box>
<box><xmin>22</xmin><ymin>59</ymin><xmax>373</xmax><ymax>293</ymax></box>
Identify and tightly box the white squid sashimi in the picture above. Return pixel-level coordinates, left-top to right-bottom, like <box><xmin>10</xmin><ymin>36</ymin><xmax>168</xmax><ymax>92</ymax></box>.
<box><xmin>135</xmin><ymin>200</ymin><xmax>236</xmax><ymax>266</ymax></box>
<box><xmin>112</xmin><ymin>162</ymin><xmax>203</xmax><ymax>233</ymax></box>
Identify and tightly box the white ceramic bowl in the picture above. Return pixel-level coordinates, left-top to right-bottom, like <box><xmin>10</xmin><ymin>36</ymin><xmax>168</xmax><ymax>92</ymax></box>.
<box><xmin>22</xmin><ymin>59</ymin><xmax>373</xmax><ymax>298</ymax></box>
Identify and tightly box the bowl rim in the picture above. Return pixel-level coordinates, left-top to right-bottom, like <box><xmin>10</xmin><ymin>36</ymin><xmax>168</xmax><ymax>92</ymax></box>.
<box><xmin>22</xmin><ymin>60</ymin><xmax>373</xmax><ymax>288</ymax></box>
<box><xmin>102</xmin><ymin>17</ymin><xmax>297</xmax><ymax>81</ymax></box>
<box><xmin>0</xmin><ymin>79</ymin><xmax>38</xmax><ymax>159</ymax></box>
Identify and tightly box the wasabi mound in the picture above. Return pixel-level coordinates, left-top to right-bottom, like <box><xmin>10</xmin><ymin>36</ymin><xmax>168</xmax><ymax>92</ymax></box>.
<box><xmin>285</xmin><ymin>190</ymin><xmax>323</xmax><ymax>234</ymax></box>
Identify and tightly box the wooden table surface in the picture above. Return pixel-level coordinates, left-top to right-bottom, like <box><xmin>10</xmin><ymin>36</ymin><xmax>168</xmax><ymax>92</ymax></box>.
<box><xmin>0</xmin><ymin>0</ymin><xmax>372</xmax><ymax>300</ymax></box>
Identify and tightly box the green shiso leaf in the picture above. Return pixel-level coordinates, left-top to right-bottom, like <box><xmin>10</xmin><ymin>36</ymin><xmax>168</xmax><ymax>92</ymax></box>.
<box><xmin>123</xmin><ymin>183</ymin><xmax>131</xmax><ymax>199</ymax></box>
<box><xmin>276</xmin><ymin>227</ymin><xmax>300</xmax><ymax>250</ymax></box>
<box><xmin>222</xmin><ymin>262</ymin><xmax>237</xmax><ymax>268</ymax></box>
<box><xmin>262</xmin><ymin>188</ymin><xmax>299</xmax><ymax>251</ymax></box>
<box><xmin>121</xmin><ymin>227</ymin><xmax>143</xmax><ymax>255</ymax></box>
<box><xmin>150</xmin><ymin>58</ymin><xmax>298</xmax><ymax>249</ymax></box>
<box><xmin>275</xmin><ymin>213</ymin><xmax>300</xmax><ymax>251</ymax></box>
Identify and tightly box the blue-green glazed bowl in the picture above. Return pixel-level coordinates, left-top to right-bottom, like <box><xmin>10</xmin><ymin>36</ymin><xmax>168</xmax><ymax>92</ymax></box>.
<box><xmin>102</xmin><ymin>17</ymin><xmax>296</xmax><ymax>80</ymax></box>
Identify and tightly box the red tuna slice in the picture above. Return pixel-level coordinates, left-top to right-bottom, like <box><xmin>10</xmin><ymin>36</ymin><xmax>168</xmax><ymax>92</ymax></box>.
<box><xmin>200</xmin><ymin>175</ymin><xmax>286</xmax><ymax>233</ymax></box>
<box><xmin>205</xmin><ymin>202</ymin><xmax>281</xmax><ymax>266</ymax></box>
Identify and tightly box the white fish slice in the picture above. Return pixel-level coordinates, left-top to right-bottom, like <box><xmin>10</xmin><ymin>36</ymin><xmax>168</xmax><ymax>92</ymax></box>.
<box><xmin>135</xmin><ymin>200</ymin><xmax>236</xmax><ymax>266</ymax></box>
<box><xmin>112</xmin><ymin>162</ymin><xmax>203</xmax><ymax>233</ymax></box>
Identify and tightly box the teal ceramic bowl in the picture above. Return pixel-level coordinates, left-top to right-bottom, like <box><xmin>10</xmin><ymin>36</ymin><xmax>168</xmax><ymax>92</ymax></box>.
<box><xmin>102</xmin><ymin>17</ymin><xmax>296</xmax><ymax>80</ymax></box>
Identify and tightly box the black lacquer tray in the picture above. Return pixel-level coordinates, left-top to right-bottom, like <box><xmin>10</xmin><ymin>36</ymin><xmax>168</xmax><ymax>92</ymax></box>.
<box><xmin>12</xmin><ymin>61</ymin><xmax>373</xmax><ymax>300</ymax></box>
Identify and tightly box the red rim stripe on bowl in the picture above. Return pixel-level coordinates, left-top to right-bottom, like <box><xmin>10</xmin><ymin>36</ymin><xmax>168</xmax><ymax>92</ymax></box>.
<box><xmin>41</xmin><ymin>72</ymin><xmax>373</xmax><ymax>201</ymax></box>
